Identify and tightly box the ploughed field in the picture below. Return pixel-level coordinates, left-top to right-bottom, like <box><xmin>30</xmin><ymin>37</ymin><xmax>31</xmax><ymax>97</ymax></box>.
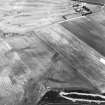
<box><xmin>0</xmin><ymin>0</ymin><xmax>104</xmax><ymax>105</ymax></box>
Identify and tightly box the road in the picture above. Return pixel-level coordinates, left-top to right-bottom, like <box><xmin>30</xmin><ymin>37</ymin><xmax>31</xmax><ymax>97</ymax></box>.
<box><xmin>72</xmin><ymin>0</ymin><xmax>105</xmax><ymax>5</ymax></box>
